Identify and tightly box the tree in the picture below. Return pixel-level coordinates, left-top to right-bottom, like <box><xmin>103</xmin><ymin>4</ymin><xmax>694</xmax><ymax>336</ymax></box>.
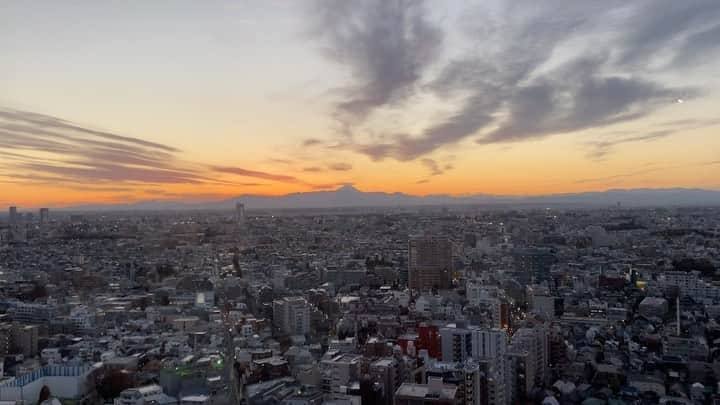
<box><xmin>38</xmin><ymin>386</ymin><xmax>51</xmax><ymax>405</ymax></box>
<box><xmin>97</xmin><ymin>369</ymin><xmax>134</xmax><ymax>401</ymax></box>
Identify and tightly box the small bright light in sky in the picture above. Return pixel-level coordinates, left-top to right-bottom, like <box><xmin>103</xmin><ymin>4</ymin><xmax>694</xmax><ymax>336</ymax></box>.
<box><xmin>676</xmin><ymin>99</ymin><xmax>684</xmax><ymax>104</ymax></box>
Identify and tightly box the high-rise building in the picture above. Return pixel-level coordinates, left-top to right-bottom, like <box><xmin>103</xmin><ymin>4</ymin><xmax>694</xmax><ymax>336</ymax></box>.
<box><xmin>320</xmin><ymin>353</ymin><xmax>362</xmax><ymax>393</ymax></box>
<box><xmin>39</xmin><ymin>208</ymin><xmax>49</xmax><ymax>225</ymax></box>
<box><xmin>438</xmin><ymin>326</ymin><xmax>510</xmax><ymax>404</ymax></box>
<box><xmin>235</xmin><ymin>202</ymin><xmax>246</xmax><ymax>226</ymax></box>
<box><xmin>0</xmin><ymin>324</ymin><xmax>11</xmax><ymax>357</ymax></box>
<box><xmin>513</xmin><ymin>247</ymin><xmax>557</xmax><ymax>284</ymax></box>
<box><xmin>272</xmin><ymin>297</ymin><xmax>310</xmax><ymax>336</ymax></box>
<box><xmin>473</xmin><ymin>359</ymin><xmax>508</xmax><ymax>405</ymax></box>
<box><xmin>440</xmin><ymin>326</ymin><xmax>472</xmax><ymax>363</ymax></box>
<box><xmin>508</xmin><ymin>327</ymin><xmax>548</xmax><ymax>391</ymax></box>
<box><xmin>408</xmin><ymin>235</ymin><xmax>453</xmax><ymax>291</ymax></box>
<box><xmin>8</xmin><ymin>206</ymin><xmax>17</xmax><ymax>226</ymax></box>
<box><xmin>8</xmin><ymin>206</ymin><xmax>27</xmax><ymax>243</ymax></box>
<box><xmin>471</xmin><ymin>328</ymin><xmax>507</xmax><ymax>360</ymax></box>
<box><xmin>12</xmin><ymin>324</ymin><xmax>39</xmax><ymax>357</ymax></box>
<box><xmin>370</xmin><ymin>358</ymin><xmax>401</xmax><ymax>405</ymax></box>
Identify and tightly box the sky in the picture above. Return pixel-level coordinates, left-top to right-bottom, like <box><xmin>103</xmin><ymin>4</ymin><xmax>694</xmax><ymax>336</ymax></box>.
<box><xmin>1</xmin><ymin>0</ymin><xmax>720</xmax><ymax>207</ymax></box>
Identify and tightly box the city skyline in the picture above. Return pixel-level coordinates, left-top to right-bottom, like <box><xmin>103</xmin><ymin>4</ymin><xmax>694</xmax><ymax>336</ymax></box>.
<box><xmin>2</xmin><ymin>0</ymin><xmax>720</xmax><ymax>207</ymax></box>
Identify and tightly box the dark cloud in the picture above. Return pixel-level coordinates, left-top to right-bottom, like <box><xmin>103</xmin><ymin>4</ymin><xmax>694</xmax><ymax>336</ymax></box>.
<box><xmin>617</xmin><ymin>0</ymin><xmax>720</xmax><ymax>67</ymax></box>
<box><xmin>420</xmin><ymin>158</ymin><xmax>443</xmax><ymax>176</ymax></box>
<box><xmin>672</xmin><ymin>23</ymin><xmax>720</xmax><ymax>67</ymax></box>
<box><xmin>310</xmin><ymin>0</ymin><xmax>442</xmax><ymax>124</ymax></box>
<box><xmin>310</xmin><ymin>182</ymin><xmax>350</xmax><ymax>190</ymax></box>
<box><xmin>303</xmin><ymin>138</ymin><xmax>323</xmax><ymax>147</ymax></box>
<box><xmin>481</xmin><ymin>68</ymin><xmax>692</xmax><ymax>144</ymax></box>
<box><xmin>328</xmin><ymin>162</ymin><xmax>352</xmax><ymax>171</ymax></box>
<box><xmin>210</xmin><ymin>165</ymin><xmax>300</xmax><ymax>183</ymax></box>
<box><xmin>312</xmin><ymin>0</ymin><xmax>716</xmax><ymax>161</ymax></box>
<box><xmin>299</xmin><ymin>162</ymin><xmax>353</xmax><ymax>174</ymax></box>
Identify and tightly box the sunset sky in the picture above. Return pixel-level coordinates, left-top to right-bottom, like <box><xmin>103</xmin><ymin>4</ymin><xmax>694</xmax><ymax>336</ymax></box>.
<box><xmin>2</xmin><ymin>0</ymin><xmax>719</xmax><ymax>207</ymax></box>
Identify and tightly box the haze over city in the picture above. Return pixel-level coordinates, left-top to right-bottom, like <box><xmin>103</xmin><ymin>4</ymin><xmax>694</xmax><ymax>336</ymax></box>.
<box><xmin>2</xmin><ymin>0</ymin><xmax>720</xmax><ymax>208</ymax></box>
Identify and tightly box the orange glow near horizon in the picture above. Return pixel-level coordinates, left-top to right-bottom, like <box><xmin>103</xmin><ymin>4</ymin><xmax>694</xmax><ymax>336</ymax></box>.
<box><xmin>2</xmin><ymin>1</ymin><xmax>720</xmax><ymax>208</ymax></box>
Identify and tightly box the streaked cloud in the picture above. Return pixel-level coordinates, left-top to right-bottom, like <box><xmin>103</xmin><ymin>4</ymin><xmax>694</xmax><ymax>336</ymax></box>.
<box><xmin>210</xmin><ymin>165</ymin><xmax>300</xmax><ymax>183</ymax></box>
<box><xmin>586</xmin><ymin>130</ymin><xmax>674</xmax><ymax>160</ymax></box>
<box><xmin>0</xmin><ymin>107</ymin><xmax>309</xmax><ymax>194</ymax></box>
<box><xmin>586</xmin><ymin>119</ymin><xmax>720</xmax><ymax>159</ymax></box>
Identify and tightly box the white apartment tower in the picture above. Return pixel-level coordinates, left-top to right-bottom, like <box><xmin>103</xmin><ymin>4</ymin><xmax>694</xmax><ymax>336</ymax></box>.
<box><xmin>272</xmin><ymin>297</ymin><xmax>310</xmax><ymax>336</ymax></box>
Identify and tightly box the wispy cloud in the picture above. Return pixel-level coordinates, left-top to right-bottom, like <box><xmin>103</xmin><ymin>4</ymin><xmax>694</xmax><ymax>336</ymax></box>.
<box><xmin>586</xmin><ymin>118</ymin><xmax>720</xmax><ymax>159</ymax></box>
<box><xmin>309</xmin><ymin>0</ymin><xmax>717</xmax><ymax>162</ymax></box>
<box><xmin>302</xmin><ymin>138</ymin><xmax>324</xmax><ymax>147</ymax></box>
<box><xmin>586</xmin><ymin>130</ymin><xmax>674</xmax><ymax>160</ymax></box>
<box><xmin>0</xmin><ymin>107</ymin><xmax>307</xmax><ymax>196</ymax></box>
<box><xmin>420</xmin><ymin>158</ymin><xmax>450</xmax><ymax>177</ymax></box>
<box><xmin>309</xmin><ymin>0</ymin><xmax>442</xmax><ymax>130</ymax></box>
<box><xmin>328</xmin><ymin>162</ymin><xmax>352</xmax><ymax>171</ymax></box>
<box><xmin>300</xmin><ymin>162</ymin><xmax>353</xmax><ymax>173</ymax></box>
<box><xmin>575</xmin><ymin>160</ymin><xmax>720</xmax><ymax>184</ymax></box>
<box><xmin>0</xmin><ymin>108</ymin><xmax>208</xmax><ymax>186</ymax></box>
<box><xmin>210</xmin><ymin>165</ymin><xmax>300</xmax><ymax>183</ymax></box>
<box><xmin>0</xmin><ymin>109</ymin><xmax>178</xmax><ymax>152</ymax></box>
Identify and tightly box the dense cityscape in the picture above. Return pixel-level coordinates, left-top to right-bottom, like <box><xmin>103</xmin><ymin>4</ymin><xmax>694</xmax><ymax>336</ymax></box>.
<box><xmin>4</xmin><ymin>0</ymin><xmax>720</xmax><ymax>403</ymax></box>
<box><xmin>1</xmin><ymin>202</ymin><xmax>719</xmax><ymax>405</ymax></box>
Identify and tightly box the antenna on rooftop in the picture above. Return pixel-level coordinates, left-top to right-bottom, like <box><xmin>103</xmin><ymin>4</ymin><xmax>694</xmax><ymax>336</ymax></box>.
<box><xmin>676</xmin><ymin>295</ymin><xmax>681</xmax><ymax>337</ymax></box>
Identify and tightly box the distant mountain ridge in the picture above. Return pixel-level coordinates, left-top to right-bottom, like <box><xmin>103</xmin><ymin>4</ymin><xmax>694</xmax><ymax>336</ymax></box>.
<box><xmin>62</xmin><ymin>185</ymin><xmax>720</xmax><ymax>211</ymax></box>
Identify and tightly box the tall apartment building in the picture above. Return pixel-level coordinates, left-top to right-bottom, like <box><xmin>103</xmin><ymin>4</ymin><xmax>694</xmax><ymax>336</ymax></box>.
<box><xmin>10</xmin><ymin>302</ymin><xmax>54</xmax><ymax>324</ymax></box>
<box><xmin>0</xmin><ymin>324</ymin><xmax>11</xmax><ymax>357</ymax></box>
<box><xmin>39</xmin><ymin>208</ymin><xmax>49</xmax><ymax>225</ymax></box>
<box><xmin>658</xmin><ymin>270</ymin><xmax>720</xmax><ymax>299</ymax></box>
<box><xmin>439</xmin><ymin>325</ymin><xmax>510</xmax><ymax>404</ymax></box>
<box><xmin>272</xmin><ymin>297</ymin><xmax>310</xmax><ymax>336</ymax></box>
<box><xmin>408</xmin><ymin>235</ymin><xmax>453</xmax><ymax>291</ymax></box>
<box><xmin>8</xmin><ymin>206</ymin><xmax>17</xmax><ymax>226</ymax></box>
<box><xmin>320</xmin><ymin>353</ymin><xmax>362</xmax><ymax>393</ymax></box>
<box><xmin>370</xmin><ymin>358</ymin><xmax>401</xmax><ymax>405</ymax></box>
<box><xmin>471</xmin><ymin>328</ymin><xmax>507</xmax><ymax>361</ymax></box>
<box><xmin>508</xmin><ymin>327</ymin><xmax>549</xmax><ymax>394</ymax></box>
<box><xmin>12</xmin><ymin>324</ymin><xmax>39</xmax><ymax>357</ymax></box>
<box><xmin>440</xmin><ymin>326</ymin><xmax>472</xmax><ymax>363</ymax></box>
<box><xmin>235</xmin><ymin>202</ymin><xmax>246</xmax><ymax>227</ymax></box>
<box><xmin>513</xmin><ymin>247</ymin><xmax>556</xmax><ymax>284</ymax></box>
